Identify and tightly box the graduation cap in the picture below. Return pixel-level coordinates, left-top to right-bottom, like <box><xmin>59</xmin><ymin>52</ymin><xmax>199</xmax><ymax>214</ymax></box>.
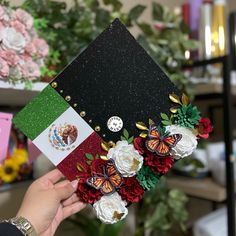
<box><xmin>13</xmin><ymin>19</ymin><xmax>210</xmax><ymax>224</ymax></box>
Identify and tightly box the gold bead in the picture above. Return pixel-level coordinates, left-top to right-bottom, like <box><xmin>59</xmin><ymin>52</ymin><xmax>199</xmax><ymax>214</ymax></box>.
<box><xmin>108</xmin><ymin>141</ymin><xmax>115</xmax><ymax>147</ymax></box>
<box><xmin>65</xmin><ymin>96</ymin><xmax>71</xmax><ymax>101</ymax></box>
<box><xmin>51</xmin><ymin>82</ymin><xmax>58</xmax><ymax>88</ymax></box>
<box><xmin>73</xmin><ymin>103</ymin><xmax>78</xmax><ymax>107</ymax></box>
<box><xmin>80</xmin><ymin>111</ymin><xmax>86</xmax><ymax>117</ymax></box>
<box><xmin>95</xmin><ymin>126</ymin><xmax>101</xmax><ymax>132</ymax></box>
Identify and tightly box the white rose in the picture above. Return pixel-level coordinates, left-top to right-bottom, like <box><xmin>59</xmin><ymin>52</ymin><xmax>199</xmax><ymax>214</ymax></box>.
<box><xmin>166</xmin><ymin>125</ymin><xmax>197</xmax><ymax>159</ymax></box>
<box><xmin>107</xmin><ymin>140</ymin><xmax>143</xmax><ymax>177</ymax></box>
<box><xmin>93</xmin><ymin>192</ymin><xmax>128</xmax><ymax>224</ymax></box>
<box><xmin>1</xmin><ymin>27</ymin><xmax>26</xmax><ymax>52</ymax></box>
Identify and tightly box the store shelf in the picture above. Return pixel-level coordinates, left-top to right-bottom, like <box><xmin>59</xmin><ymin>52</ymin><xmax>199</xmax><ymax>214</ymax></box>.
<box><xmin>0</xmin><ymin>81</ymin><xmax>47</xmax><ymax>106</ymax></box>
<box><xmin>167</xmin><ymin>176</ymin><xmax>236</xmax><ymax>202</ymax></box>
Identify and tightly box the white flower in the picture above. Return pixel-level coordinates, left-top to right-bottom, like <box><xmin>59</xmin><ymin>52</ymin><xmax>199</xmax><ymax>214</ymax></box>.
<box><xmin>166</xmin><ymin>125</ymin><xmax>197</xmax><ymax>159</ymax></box>
<box><xmin>1</xmin><ymin>27</ymin><xmax>26</xmax><ymax>52</ymax></box>
<box><xmin>107</xmin><ymin>140</ymin><xmax>143</xmax><ymax>177</ymax></box>
<box><xmin>93</xmin><ymin>192</ymin><xmax>128</xmax><ymax>224</ymax></box>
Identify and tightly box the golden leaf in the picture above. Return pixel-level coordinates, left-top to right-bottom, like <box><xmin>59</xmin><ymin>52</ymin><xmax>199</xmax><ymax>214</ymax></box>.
<box><xmin>100</xmin><ymin>155</ymin><xmax>109</xmax><ymax>160</ymax></box>
<box><xmin>131</xmin><ymin>159</ymin><xmax>140</xmax><ymax>171</ymax></box>
<box><xmin>181</xmin><ymin>93</ymin><xmax>189</xmax><ymax>105</ymax></box>
<box><xmin>101</xmin><ymin>141</ymin><xmax>110</xmax><ymax>152</ymax></box>
<box><xmin>148</xmin><ymin>118</ymin><xmax>155</xmax><ymax>125</ymax></box>
<box><xmin>113</xmin><ymin>211</ymin><xmax>125</xmax><ymax>220</ymax></box>
<box><xmin>170</xmin><ymin>106</ymin><xmax>178</xmax><ymax>113</ymax></box>
<box><xmin>77</xmin><ymin>163</ymin><xmax>85</xmax><ymax>172</ymax></box>
<box><xmin>169</xmin><ymin>93</ymin><xmax>182</xmax><ymax>105</ymax></box>
<box><xmin>136</xmin><ymin>122</ymin><xmax>148</xmax><ymax>131</ymax></box>
<box><xmin>140</xmin><ymin>131</ymin><xmax>148</xmax><ymax>138</ymax></box>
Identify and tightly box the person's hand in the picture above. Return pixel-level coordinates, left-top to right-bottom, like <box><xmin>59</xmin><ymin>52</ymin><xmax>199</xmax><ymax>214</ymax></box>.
<box><xmin>16</xmin><ymin>169</ymin><xmax>86</xmax><ymax>236</ymax></box>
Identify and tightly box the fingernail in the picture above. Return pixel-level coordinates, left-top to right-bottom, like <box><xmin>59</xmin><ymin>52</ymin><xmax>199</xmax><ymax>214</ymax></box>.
<box><xmin>71</xmin><ymin>180</ymin><xmax>78</xmax><ymax>189</ymax></box>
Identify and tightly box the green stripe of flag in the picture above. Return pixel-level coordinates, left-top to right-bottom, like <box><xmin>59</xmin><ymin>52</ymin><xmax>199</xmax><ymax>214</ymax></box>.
<box><xmin>13</xmin><ymin>85</ymin><xmax>70</xmax><ymax>140</ymax></box>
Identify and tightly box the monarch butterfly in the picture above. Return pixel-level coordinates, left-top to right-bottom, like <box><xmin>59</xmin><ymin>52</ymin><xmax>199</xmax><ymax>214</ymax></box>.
<box><xmin>145</xmin><ymin>125</ymin><xmax>182</xmax><ymax>156</ymax></box>
<box><xmin>86</xmin><ymin>159</ymin><xmax>122</xmax><ymax>195</ymax></box>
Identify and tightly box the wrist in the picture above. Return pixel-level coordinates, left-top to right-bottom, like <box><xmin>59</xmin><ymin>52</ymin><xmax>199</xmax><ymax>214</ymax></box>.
<box><xmin>2</xmin><ymin>216</ymin><xmax>37</xmax><ymax>236</ymax></box>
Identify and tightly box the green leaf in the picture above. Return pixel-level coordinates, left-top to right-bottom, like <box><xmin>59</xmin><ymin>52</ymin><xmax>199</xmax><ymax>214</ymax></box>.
<box><xmin>85</xmin><ymin>153</ymin><xmax>94</xmax><ymax>160</ymax></box>
<box><xmin>160</xmin><ymin>112</ymin><xmax>169</xmax><ymax>121</ymax></box>
<box><xmin>95</xmin><ymin>8</ymin><xmax>110</xmax><ymax>28</ymax></box>
<box><xmin>128</xmin><ymin>136</ymin><xmax>134</xmax><ymax>144</ymax></box>
<box><xmin>152</xmin><ymin>2</ymin><xmax>164</xmax><ymax>21</ymax></box>
<box><xmin>87</xmin><ymin>160</ymin><xmax>92</xmax><ymax>165</ymax></box>
<box><xmin>103</xmin><ymin>0</ymin><xmax>122</xmax><ymax>11</ymax></box>
<box><xmin>123</xmin><ymin>129</ymin><xmax>129</xmax><ymax>139</ymax></box>
<box><xmin>137</xmin><ymin>23</ymin><xmax>154</xmax><ymax>36</ymax></box>
<box><xmin>161</xmin><ymin>120</ymin><xmax>171</xmax><ymax>126</ymax></box>
<box><xmin>128</xmin><ymin>5</ymin><xmax>146</xmax><ymax>21</ymax></box>
<box><xmin>120</xmin><ymin>136</ymin><xmax>126</xmax><ymax>141</ymax></box>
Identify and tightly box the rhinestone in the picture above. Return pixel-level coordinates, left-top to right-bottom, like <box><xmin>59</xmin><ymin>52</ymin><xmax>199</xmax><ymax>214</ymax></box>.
<box><xmin>80</xmin><ymin>111</ymin><xmax>86</xmax><ymax>117</ymax></box>
<box><xmin>51</xmin><ymin>82</ymin><xmax>57</xmax><ymax>88</ymax></box>
<box><xmin>95</xmin><ymin>126</ymin><xmax>101</xmax><ymax>132</ymax></box>
<box><xmin>73</xmin><ymin>103</ymin><xmax>78</xmax><ymax>107</ymax></box>
<box><xmin>65</xmin><ymin>96</ymin><xmax>71</xmax><ymax>101</ymax></box>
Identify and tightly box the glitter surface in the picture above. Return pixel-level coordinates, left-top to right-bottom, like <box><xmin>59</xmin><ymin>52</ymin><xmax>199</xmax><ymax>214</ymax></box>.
<box><xmin>52</xmin><ymin>19</ymin><xmax>181</xmax><ymax>142</ymax></box>
<box><xmin>13</xmin><ymin>86</ymin><xmax>69</xmax><ymax>140</ymax></box>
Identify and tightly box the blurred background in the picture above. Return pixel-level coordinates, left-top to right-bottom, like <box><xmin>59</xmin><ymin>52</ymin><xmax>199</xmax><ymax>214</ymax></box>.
<box><xmin>0</xmin><ymin>0</ymin><xmax>236</xmax><ymax>235</ymax></box>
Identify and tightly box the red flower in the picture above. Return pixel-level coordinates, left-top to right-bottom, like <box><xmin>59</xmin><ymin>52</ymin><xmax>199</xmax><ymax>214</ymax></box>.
<box><xmin>195</xmin><ymin>117</ymin><xmax>213</xmax><ymax>139</ymax></box>
<box><xmin>134</xmin><ymin>137</ymin><xmax>147</xmax><ymax>155</ymax></box>
<box><xmin>145</xmin><ymin>153</ymin><xmax>174</xmax><ymax>175</ymax></box>
<box><xmin>119</xmin><ymin>177</ymin><xmax>144</xmax><ymax>203</ymax></box>
<box><xmin>91</xmin><ymin>158</ymin><xmax>108</xmax><ymax>175</ymax></box>
<box><xmin>77</xmin><ymin>179</ymin><xmax>102</xmax><ymax>204</ymax></box>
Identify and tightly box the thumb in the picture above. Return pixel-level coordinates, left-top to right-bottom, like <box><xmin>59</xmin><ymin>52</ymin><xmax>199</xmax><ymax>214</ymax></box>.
<box><xmin>54</xmin><ymin>180</ymin><xmax>78</xmax><ymax>201</ymax></box>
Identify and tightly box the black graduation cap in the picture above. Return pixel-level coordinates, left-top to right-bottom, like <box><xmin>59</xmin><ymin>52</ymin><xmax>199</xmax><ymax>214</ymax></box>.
<box><xmin>51</xmin><ymin>18</ymin><xmax>180</xmax><ymax>142</ymax></box>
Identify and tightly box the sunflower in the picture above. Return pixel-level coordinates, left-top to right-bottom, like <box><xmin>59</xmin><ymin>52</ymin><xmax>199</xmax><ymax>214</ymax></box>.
<box><xmin>0</xmin><ymin>159</ymin><xmax>20</xmax><ymax>183</ymax></box>
<box><xmin>11</xmin><ymin>148</ymin><xmax>28</xmax><ymax>166</ymax></box>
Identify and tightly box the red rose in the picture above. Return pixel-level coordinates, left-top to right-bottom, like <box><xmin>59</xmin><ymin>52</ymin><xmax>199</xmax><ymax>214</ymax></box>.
<box><xmin>145</xmin><ymin>153</ymin><xmax>174</xmax><ymax>175</ymax></box>
<box><xmin>77</xmin><ymin>179</ymin><xmax>102</xmax><ymax>204</ymax></box>
<box><xmin>195</xmin><ymin>117</ymin><xmax>213</xmax><ymax>139</ymax></box>
<box><xmin>91</xmin><ymin>158</ymin><xmax>108</xmax><ymax>175</ymax></box>
<box><xmin>119</xmin><ymin>177</ymin><xmax>144</xmax><ymax>203</ymax></box>
<box><xmin>134</xmin><ymin>137</ymin><xmax>147</xmax><ymax>155</ymax></box>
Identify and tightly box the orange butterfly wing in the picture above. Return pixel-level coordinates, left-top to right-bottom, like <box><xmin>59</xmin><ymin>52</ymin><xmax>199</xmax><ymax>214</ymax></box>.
<box><xmin>156</xmin><ymin>142</ymin><xmax>171</xmax><ymax>156</ymax></box>
<box><xmin>146</xmin><ymin>138</ymin><xmax>160</xmax><ymax>152</ymax></box>
<box><xmin>163</xmin><ymin>134</ymin><xmax>182</xmax><ymax>147</ymax></box>
<box><xmin>149</xmin><ymin>128</ymin><xmax>160</xmax><ymax>139</ymax></box>
<box><xmin>87</xmin><ymin>176</ymin><xmax>105</xmax><ymax>189</ymax></box>
<box><xmin>101</xmin><ymin>180</ymin><xmax>114</xmax><ymax>194</ymax></box>
<box><xmin>106</xmin><ymin>160</ymin><xmax>122</xmax><ymax>188</ymax></box>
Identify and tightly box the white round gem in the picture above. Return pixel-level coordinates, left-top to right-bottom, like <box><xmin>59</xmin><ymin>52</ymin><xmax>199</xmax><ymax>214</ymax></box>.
<box><xmin>107</xmin><ymin>116</ymin><xmax>123</xmax><ymax>132</ymax></box>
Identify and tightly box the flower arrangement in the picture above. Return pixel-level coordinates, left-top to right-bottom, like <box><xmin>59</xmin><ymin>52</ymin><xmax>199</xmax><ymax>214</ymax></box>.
<box><xmin>75</xmin><ymin>93</ymin><xmax>212</xmax><ymax>224</ymax></box>
<box><xmin>0</xmin><ymin>148</ymin><xmax>32</xmax><ymax>185</ymax></box>
<box><xmin>0</xmin><ymin>6</ymin><xmax>49</xmax><ymax>84</ymax></box>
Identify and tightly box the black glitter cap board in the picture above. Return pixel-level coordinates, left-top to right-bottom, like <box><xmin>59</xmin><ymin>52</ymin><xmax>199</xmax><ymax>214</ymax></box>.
<box><xmin>50</xmin><ymin>18</ymin><xmax>180</xmax><ymax>142</ymax></box>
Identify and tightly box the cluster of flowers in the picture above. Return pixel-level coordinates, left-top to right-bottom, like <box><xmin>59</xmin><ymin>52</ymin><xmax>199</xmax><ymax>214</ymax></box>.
<box><xmin>0</xmin><ymin>6</ymin><xmax>49</xmax><ymax>82</ymax></box>
<box><xmin>0</xmin><ymin>148</ymin><xmax>32</xmax><ymax>185</ymax></box>
<box><xmin>76</xmin><ymin>94</ymin><xmax>213</xmax><ymax>224</ymax></box>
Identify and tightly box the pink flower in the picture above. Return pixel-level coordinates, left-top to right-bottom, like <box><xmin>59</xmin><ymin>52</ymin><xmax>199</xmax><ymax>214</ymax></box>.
<box><xmin>0</xmin><ymin>50</ymin><xmax>20</xmax><ymax>66</ymax></box>
<box><xmin>14</xmin><ymin>9</ymin><xmax>33</xmax><ymax>30</ymax></box>
<box><xmin>25</xmin><ymin>42</ymin><xmax>37</xmax><ymax>56</ymax></box>
<box><xmin>20</xmin><ymin>58</ymin><xmax>41</xmax><ymax>80</ymax></box>
<box><xmin>32</xmin><ymin>38</ymin><xmax>49</xmax><ymax>57</ymax></box>
<box><xmin>10</xmin><ymin>20</ymin><xmax>26</xmax><ymax>35</ymax></box>
<box><xmin>0</xmin><ymin>6</ymin><xmax>10</xmax><ymax>23</ymax></box>
<box><xmin>0</xmin><ymin>58</ymin><xmax>9</xmax><ymax>78</ymax></box>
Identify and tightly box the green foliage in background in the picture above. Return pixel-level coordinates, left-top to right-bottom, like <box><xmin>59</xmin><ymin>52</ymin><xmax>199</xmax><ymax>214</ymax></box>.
<box><xmin>137</xmin><ymin>2</ymin><xmax>199</xmax><ymax>96</ymax></box>
<box><xmin>19</xmin><ymin>0</ymin><xmax>198</xmax><ymax>96</ymax></box>
<box><xmin>68</xmin><ymin>211</ymin><xmax>125</xmax><ymax>236</ymax></box>
<box><xmin>135</xmin><ymin>178</ymin><xmax>189</xmax><ymax>236</ymax></box>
